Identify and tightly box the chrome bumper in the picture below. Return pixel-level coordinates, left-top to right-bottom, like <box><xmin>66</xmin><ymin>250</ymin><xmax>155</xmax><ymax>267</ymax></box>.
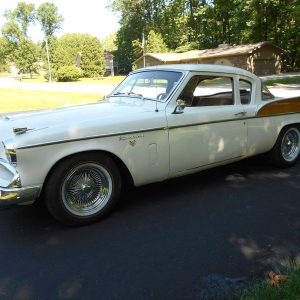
<box><xmin>0</xmin><ymin>185</ymin><xmax>41</xmax><ymax>205</ymax></box>
<box><xmin>0</xmin><ymin>160</ymin><xmax>41</xmax><ymax>205</ymax></box>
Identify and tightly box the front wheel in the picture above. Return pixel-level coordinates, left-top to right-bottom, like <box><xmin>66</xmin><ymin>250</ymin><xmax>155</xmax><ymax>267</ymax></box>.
<box><xmin>44</xmin><ymin>153</ymin><xmax>122</xmax><ymax>225</ymax></box>
<box><xmin>270</xmin><ymin>126</ymin><xmax>300</xmax><ymax>167</ymax></box>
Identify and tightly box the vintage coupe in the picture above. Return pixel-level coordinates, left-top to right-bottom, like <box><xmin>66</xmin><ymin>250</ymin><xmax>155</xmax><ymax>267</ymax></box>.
<box><xmin>0</xmin><ymin>65</ymin><xmax>299</xmax><ymax>225</ymax></box>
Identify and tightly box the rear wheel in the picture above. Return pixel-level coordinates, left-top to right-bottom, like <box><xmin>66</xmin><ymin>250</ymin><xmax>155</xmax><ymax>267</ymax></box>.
<box><xmin>44</xmin><ymin>153</ymin><xmax>122</xmax><ymax>225</ymax></box>
<box><xmin>270</xmin><ymin>126</ymin><xmax>300</xmax><ymax>167</ymax></box>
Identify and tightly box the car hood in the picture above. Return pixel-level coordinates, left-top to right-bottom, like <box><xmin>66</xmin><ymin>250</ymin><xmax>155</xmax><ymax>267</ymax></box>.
<box><xmin>0</xmin><ymin>98</ymin><xmax>166</xmax><ymax>149</ymax></box>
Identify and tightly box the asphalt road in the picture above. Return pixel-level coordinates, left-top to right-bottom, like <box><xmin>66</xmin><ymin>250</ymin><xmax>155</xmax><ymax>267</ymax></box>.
<box><xmin>0</xmin><ymin>157</ymin><xmax>299</xmax><ymax>300</ymax></box>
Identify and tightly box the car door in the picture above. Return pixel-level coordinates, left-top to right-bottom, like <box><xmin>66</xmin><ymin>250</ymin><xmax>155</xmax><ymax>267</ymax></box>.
<box><xmin>166</xmin><ymin>73</ymin><xmax>248</xmax><ymax>174</ymax></box>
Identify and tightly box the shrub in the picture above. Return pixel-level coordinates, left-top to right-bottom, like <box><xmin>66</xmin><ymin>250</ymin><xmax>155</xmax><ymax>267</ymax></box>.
<box><xmin>51</xmin><ymin>33</ymin><xmax>106</xmax><ymax>78</ymax></box>
<box><xmin>56</xmin><ymin>66</ymin><xmax>83</xmax><ymax>82</ymax></box>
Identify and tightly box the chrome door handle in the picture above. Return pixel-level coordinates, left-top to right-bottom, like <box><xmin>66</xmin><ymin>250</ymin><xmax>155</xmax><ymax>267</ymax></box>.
<box><xmin>235</xmin><ymin>111</ymin><xmax>247</xmax><ymax>117</ymax></box>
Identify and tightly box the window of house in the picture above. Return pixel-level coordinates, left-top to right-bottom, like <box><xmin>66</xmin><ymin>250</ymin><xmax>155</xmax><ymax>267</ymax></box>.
<box><xmin>179</xmin><ymin>76</ymin><xmax>234</xmax><ymax>106</ymax></box>
<box><xmin>239</xmin><ymin>79</ymin><xmax>252</xmax><ymax>104</ymax></box>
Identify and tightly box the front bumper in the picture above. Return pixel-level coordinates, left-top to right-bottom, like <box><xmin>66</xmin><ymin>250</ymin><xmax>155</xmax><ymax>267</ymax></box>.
<box><xmin>0</xmin><ymin>185</ymin><xmax>41</xmax><ymax>205</ymax></box>
<box><xmin>0</xmin><ymin>160</ymin><xmax>41</xmax><ymax>205</ymax></box>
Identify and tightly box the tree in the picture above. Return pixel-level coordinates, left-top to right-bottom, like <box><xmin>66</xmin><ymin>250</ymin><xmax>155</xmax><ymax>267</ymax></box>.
<box><xmin>13</xmin><ymin>38</ymin><xmax>40</xmax><ymax>77</ymax></box>
<box><xmin>111</xmin><ymin>0</ymin><xmax>299</xmax><ymax>72</ymax></box>
<box><xmin>146</xmin><ymin>30</ymin><xmax>168</xmax><ymax>53</ymax></box>
<box><xmin>1</xmin><ymin>2</ymin><xmax>39</xmax><ymax>76</ymax></box>
<box><xmin>102</xmin><ymin>33</ymin><xmax>117</xmax><ymax>52</ymax></box>
<box><xmin>0</xmin><ymin>37</ymin><xmax>9</xmax><ymax>71</ymax></box>
<box><xmin>11</xmin><ymin>2</ymin><xmax>35</xmax><ymax>37</ymax></box>
<box><xmin>37</xmin><ymin>2</ymin><xmax>63</xmax><ymax>39</ymax></box>
<box><xmin>51</xmin><ymin>33</ymin><xmax>106</xmax><ymax>78</ymax></box>
<box><xmin>1</xmin><ymin>20</ymin><xmax>23</xmax><ymax>45</ymax></box>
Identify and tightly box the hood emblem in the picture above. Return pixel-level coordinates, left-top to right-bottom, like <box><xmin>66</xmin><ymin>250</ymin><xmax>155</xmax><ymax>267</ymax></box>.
<box><xmin>13</xmin><ymin>127</ymin><xmax>31</xmax><ymax>135</ymax></box>
<box><xmin>129</xmin><ymin>140</ymin><xmax>136</xmax><ymax>147</ymax></box>
<box><xmin>13</xmin><ymin>126</ymin><xmax>49</xmax><ymax>135</ymax></box>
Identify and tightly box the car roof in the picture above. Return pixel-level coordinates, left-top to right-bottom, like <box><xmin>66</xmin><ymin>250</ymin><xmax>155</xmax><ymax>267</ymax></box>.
<box><xmin>133</xmin><ymin>64</ymin><xmax>258</xmax><ymax>80</ymax></box>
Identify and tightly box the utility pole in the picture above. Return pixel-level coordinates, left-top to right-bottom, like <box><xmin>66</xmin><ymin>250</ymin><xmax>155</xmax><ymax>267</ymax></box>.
<box><xmin>142</xmin><ymin>32</ymin><xmax>146</xmax><ymax>68</ymax></box>
<box><xmin>45</xmin><ymin>37</ymin><xmax>52</xmax><ymax>83</ymax></box>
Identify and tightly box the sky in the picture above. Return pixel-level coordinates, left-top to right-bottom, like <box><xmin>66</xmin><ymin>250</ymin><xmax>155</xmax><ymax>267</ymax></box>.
<box><xmin>0</xmin><ymin>0</ymin><xmax>120</xmax><ymax>42</ymax></box>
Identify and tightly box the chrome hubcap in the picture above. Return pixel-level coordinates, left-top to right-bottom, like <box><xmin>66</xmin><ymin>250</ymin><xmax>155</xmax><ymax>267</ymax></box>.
<box><xmin>281</xmin><ymin>128</ymin><xmax>300</xmax><ymax>162</ymax></box>
<box><xmin>62</xmin><ymin>163</ymin><xmax>112</xmax><ymax>216</ymax></box>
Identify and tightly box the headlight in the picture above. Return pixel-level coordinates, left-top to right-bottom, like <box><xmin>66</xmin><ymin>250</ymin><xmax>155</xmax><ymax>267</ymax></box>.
<box><xmin>2</xmin><ymin>139</ymin><xmax>17</xmax><ymax>167</ymax></box>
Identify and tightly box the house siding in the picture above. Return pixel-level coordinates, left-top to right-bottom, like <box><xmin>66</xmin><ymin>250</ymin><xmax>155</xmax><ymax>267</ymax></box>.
<box><xmin>133</xmin><ymin>43</ymin><xmax>281</xmax><ymax>75</ymax></box>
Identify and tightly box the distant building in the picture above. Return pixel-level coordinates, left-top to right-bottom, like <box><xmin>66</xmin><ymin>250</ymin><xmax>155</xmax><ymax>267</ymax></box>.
<box><xmin>134</xmin><ymin>42</ymin><xmax>282</xmax><ymax>75</ymax></box>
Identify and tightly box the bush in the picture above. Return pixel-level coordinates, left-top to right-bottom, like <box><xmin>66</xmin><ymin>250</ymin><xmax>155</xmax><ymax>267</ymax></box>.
<box><xmin>56</xmin><ymin>66</ymin><xmax>83</xmax><ymax>82</ymax></box>
<box><xmin>51</xmin><ymin>33</ymin><xmax>106</xmax><ymax>78</ymax></box>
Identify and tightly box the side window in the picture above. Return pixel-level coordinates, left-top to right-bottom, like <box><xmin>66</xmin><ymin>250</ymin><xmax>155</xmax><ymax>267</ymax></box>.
<box><xmin>239</xmin><ymin>79</ymin><xmax>252</xmax><ymax>104</ymax></box>
<box><xmin>179</xmin><ymin>76</ymin><xmax>234</xmax><ymax>107</ymax></box>
<box><xmin>261</xmin><ymin>84</ymin><xmax>275</xmax><ymax>101</ymax></box>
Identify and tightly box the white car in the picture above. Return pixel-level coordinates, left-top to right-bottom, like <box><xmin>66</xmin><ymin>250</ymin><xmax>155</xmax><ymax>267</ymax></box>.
<box><xmin>1</xmin><ymin>64</ymin><xmax>299</xmax><ymax>225</ymax></box>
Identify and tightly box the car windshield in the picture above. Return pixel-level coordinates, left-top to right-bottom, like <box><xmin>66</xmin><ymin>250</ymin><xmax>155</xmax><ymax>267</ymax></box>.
<box><xmin>110</xmin><ymin>70</ymin><xmax>183</xmax><ymax>101</ymax></box>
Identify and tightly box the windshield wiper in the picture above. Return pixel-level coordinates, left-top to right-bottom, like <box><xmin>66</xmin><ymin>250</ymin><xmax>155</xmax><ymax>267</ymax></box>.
<box><xmin>110</xmin><ymin>91</ymin><xmax>144</xmax><ymax>99</ymax></box>
<box><xmin>111</xmin><ymin>92</ymin><xmax>126</xmax><ymax>96</ymax></box>
<box><xmin>127</xmin><ymin>92</ymin><xmax>143</xmax><ymax>97</ymax></box>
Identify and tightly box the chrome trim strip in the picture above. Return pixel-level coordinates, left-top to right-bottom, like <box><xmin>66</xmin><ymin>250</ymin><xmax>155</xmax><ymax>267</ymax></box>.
<box><xmin>168</xmin><ymin>117</ymin><xmax>245</xmax><ymax>130</ymax></box>
<box><xmin>168</xmin><ymin>111</ymin><xmax>300</xmax><ymax>130</ymax></box>
<box><xmin>17</xmin><ymin>127</ymin><xmax>166</xmax><ymax>150</ymax></box>
<box><xmin>16</xmin><ymin>111</ymin><xmax>300</xmax><ymax>150</ymax></box>
<box><xmin>185</xmin><ymin>155</ymin><xmax>243</xmax><ymax>171</ymax></box>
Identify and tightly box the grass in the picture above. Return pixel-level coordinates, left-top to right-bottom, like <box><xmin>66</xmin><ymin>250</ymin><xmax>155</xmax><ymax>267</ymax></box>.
<box><xmin>0</xmin><ymin>88</ymin><xmax>104</xmax><ymax>113</ymax></box>
<box><xmin>240</xmin><ymin>265</ymin><xmax>300</xmax><ymax>300</ymax></box>
<box><xmin>19</xmin><ymin>74</ymin><xmax>125</xmax><ymax>84</ymax></box>
<box><xmin>264</xmin><ymin>76</ymin><xmax>300</xmax><ymax>86</ymax></box>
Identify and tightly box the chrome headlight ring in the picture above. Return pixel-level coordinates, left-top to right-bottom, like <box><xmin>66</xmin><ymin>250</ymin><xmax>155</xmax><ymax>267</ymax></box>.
<box><xmin>2</xmin><ymin>138</ymin><xmax>17</xmax><ymax>167</ymax></box>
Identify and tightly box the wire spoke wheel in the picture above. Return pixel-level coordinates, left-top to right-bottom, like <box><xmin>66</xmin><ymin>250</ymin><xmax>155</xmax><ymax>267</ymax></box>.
<box><xmin>62</xmin><ymin>163</ymin><xmax>113</xmax><ymax>217</ymax></box>
<box><xmin>280</xmin><ymin>128</ymin><xmax>300</xmax><ymax>162</ymax></box>
<box><xmin>45</xmin><ymin>153</ymin><xmax>122</xmax><ymax>225</ymax></box>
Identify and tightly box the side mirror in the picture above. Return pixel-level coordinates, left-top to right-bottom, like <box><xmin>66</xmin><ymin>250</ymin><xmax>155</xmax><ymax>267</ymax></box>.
<box><xmin>173</xmin><ymin>99</ymin><xmax>186</xmax><ymax>114</ymax></box>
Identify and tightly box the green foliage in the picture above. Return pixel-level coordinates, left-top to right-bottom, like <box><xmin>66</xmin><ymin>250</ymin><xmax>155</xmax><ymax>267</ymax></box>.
<box><xmin>51</xmin><ymin>33</ymin><xmax>106</xmax><ymax>78</ymax></box>
<box><xmin>1</xmin><ymin>2</ymin><xmax>40</xmax><ymax>76</ymax></box>
<box><xmin>56</xmin><ymin>66</ymin><xmax>83</xmax><ymax>82</ymax></box>
<box><xmin>11</xmin><ymin>2</ymin><xmax>36</xmax><ymax>37</ymax></box>
<box><xmin>264</xmin><ymin>76</ymin><xmax>300</xmax><ymax>87</ymax></box>
<box><xmin>131</xmin><ymin>30</ymin><xmax>168</xmax><ymax>69</ymax></box>
<box><xmin>37</xmin><ymin>2</ymin><xmax>63</xmax><ymax>39</ymax></box>
<box><xmin>114</xmin><ymin>26</ymin><xmax>136</xmax><ymax>74</ymax></box>
<box><xmin>13</xmin><ymin>38</ymin><xmax>40</xmax><ymax>76</ymax></box>
<box><xmin>0</xmin><ymin>37</ymin><xmax>9</xmax><ymax>70</ymax></box>
<box><xmin>1</xmin><ymin>20</ymin><xmax>23</xmax><ymax>45</ymax></box>
<box><xmin>111</xmin><ymin>0</ymin><xmax>300</xmax><ymax>73</ymax></box>
<box><xmin>102</xmin><ymin>33</ymin><xmax>117</xmax><ymax>52</ymax></box>
<box><xmin>240</xmin><ymin>266</ymin><xmax>300</xmax><ymax>300</ymax></box>
<box><xmin>146</xmin><ymin>30</ymin><xmax>168</xmax><ymax>53</ymax></box>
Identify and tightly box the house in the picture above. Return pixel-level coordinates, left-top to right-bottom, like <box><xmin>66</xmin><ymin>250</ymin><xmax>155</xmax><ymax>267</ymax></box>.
<box><xmin>134</xmin><ymin>42</ymin><xmax>282</xmax><ymax>75</ymax></box>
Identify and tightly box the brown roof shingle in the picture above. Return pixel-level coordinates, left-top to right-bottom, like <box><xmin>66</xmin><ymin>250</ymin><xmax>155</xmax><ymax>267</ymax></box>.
<box><xmin>137</xmin><ymin>42</ymin><xmax>282</xmax><ymax>63</ymax></box>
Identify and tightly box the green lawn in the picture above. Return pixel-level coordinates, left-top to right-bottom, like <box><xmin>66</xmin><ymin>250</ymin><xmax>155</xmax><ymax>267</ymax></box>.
<box><xmin>20</xmin><ymin>75</ymin><xmax>125</xmax><ymax>84</ymax></box>
<box><xmin>264</xmin><ymin>76</ymin><xmax>300</xmax><ymax>86</ymax></box>
<box><xmin>0</xmin><ymin>88</ymin><xmax>104</xmax><ymax>113</ymax></box>
<box><xmin>240</xmin><ymin>266</ymin><xmax>300</xmax><ymax>300</ymax></box>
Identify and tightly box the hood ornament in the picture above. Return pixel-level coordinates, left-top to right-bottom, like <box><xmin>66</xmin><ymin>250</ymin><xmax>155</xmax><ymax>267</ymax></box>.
<box><xmin>13</xmin><ymin>126</ymin><xmax>49</xmax><ymax>135</ymax></box>
<box><xmin>13</xmin><ymin>127</ymin><xmax>31</xmax><ymax>135</ymax></box>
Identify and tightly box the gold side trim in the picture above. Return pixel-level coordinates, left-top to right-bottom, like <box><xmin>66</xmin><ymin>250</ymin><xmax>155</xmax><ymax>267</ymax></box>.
<box><xmin>257</xmin><ymin>97</ymin><xmax>300</xmax><ymax>116</ymax></box>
